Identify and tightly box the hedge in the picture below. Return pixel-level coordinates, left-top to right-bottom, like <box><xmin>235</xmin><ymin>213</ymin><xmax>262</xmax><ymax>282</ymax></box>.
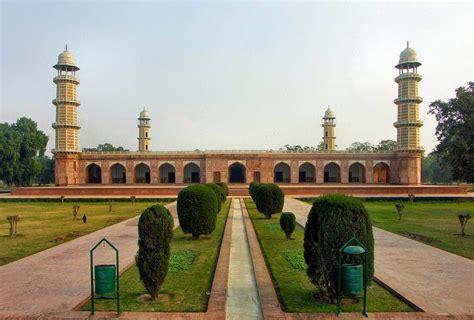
<box><xmin>280</xmin><ymin>212</ymin><xmax>296</xmax><ymax>239</ymax></box>
<box><xmin>253</xmin><ymin>183</ymin><xmax>284</xmax><ymax>218</ymax></box>
<box><xmin>205</xmin><ymin>183</ymin><xmax>223</xmax><ymax>212</ymax></box>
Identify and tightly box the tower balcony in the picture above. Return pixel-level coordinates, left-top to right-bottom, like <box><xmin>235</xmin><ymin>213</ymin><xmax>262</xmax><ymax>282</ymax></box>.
<box><xmin>52</xmin><ymin>98</ymin><xmax>81</xmax><ymax>106</ymax></box>
<box><xmin>394</xmin><ymin>96</ymin><xmax>423</xmax><ymax>104</ymax></box>
<box><xmin>52</xmin><ymin>122</ymin><xmax>81</xmax><ymax>129</ymax></box>
<box><xmin>51</xmin><ymin>147</ymin><xmax>81</xmax><ymax>154</ymax></box>
<box><xmin>53</xmin><ymin>75</ymin><xmax>80</xmax><ymax>85</ymax></box>
<box><xmin>393</xmin><ymin>120</ymin><xmax>424</xmax><ymax>128</ymax></box>
<box><xmin>395</xmin><ymin>73</ymin><xmax>422</xmax><ymax>82</ymax></box>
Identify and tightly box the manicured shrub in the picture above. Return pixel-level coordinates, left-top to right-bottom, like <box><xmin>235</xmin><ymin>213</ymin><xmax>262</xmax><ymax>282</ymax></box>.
<box><xmin>249</xmin><ymin>182</ymin><xmax>258</xmax><ymax>200</ymax></box>
<box><xmin>254</xmin><ymin>183</ymin><xmax>284</xmax><ymax>219</ymax></box>
<box><xmin>177</xmin><ymin>185</ymin><xmax>218</xmax><ymax>239</ymax></box>
<box><xmin>303</xmin><ymin>194</ymin><xmax>374</xmax><ymax>303</ymax></box>
<box><xmin>136</xmin><ymin>204</ymin><xmax>174</xmax><ymax>300</ymax></box>
<box><xmin>205</xmin><ymin>183</ymin><xmax>223</xmax><ymax>212</ymax></box>
<box><xmin>216</xmin><ymin>182</ymin><xmax>229</xmax><ymax>198</ymax></box>
<box><xmin>280</xmin><ymin>212</ymin><xmax>296</xmax><ymax>239</ymax></box>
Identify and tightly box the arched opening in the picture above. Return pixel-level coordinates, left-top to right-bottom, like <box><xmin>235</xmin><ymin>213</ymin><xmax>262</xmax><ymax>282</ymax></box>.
<box><xmin>373</xmin><ymin>162</ymin><xmax>390</xmax><ymax>183</ymax></box>
<box><xmin>135</xmin><ymin>163</ymin><xmax>151</xmax><ymax>183</ymax></box>
<box><xmin>184</xmin><ymin>163</ymin><xmax>200</xmax><ymax>183</ymax></box>
<box><xmin>111</xmin><ymin>163</ymin><xmax>126</xmax><ymax>184</ymax></box>
<box><xmin>299</xmin><ymin>162</ymin><xmax>316</xmax><ymax>183</ymax></box>
<box><xmin>349</xmin><ymin>162</ymin><xmax>366</xmax><ymax>183</ymax></box>
<box><xmin>228</xmin><ymin>162</ymin><xmax>246</xmax><ymax>183</ymax></box>
<box><xmin>274</xmin><ymin>162</ymin><xmax>291</xmax><ymax>183</ymax></box>
<box><xmin>159</xmin><ymin>163</ymin><xmax>176</xmax><ymax>183</ymax></box>
<box><xmin>87</xmin><ymin>163</ymin><xmax>102</xmax><ymax>184</ymax></box>
<box><xmin>324</xmin><ymin>162</ymin><xmax>341</xmax><ymax>183</ymax></box>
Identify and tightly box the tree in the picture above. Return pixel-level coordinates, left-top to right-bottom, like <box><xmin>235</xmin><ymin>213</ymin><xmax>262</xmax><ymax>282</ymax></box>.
<box><xmin>281</xmin><ymin>143</ymin><xmax>325</xmax><ymax>152</ymax></box>
<box><xmin>280</xmin><ymin>212</ymin><xmax>296</xmax><ymax>240</ymax></box>
<box><xmin>136</xmin><ymin>204</ymin><xmax>174</xmax><ymax>300</ymax></box>
<box><xmin>36</xmin><ymin>155</ymin><xmax>55</xmax><ymax>185</ymax></box>
<box><xmin>177</xmin><ymin>185</ymin><xmax>218</xmax><ymax>239</ymax></box>
<box><xmin>375</xmin><ymin>139</ymin><xmax>397</xmax><ymax>151</ymax></box>
<box><xmin>82</xmin><ymin>143</ymin><xmax>129</xmax><ymax>152</ymax></box>
<box><xmin>0</xmin><ymin>118</ymin><xmax>48</xmax><ymax>186</ymax></box>
<box><xmin>422</xmin><ymin>153</ymin><xmax>453</xmax><ymax>184</ymax></box>
<box><xmin>253</xmin><ymin>183</ymin><xmax>284</xmax><ymax>219</ymax></box>
<box><xmin>346</xmin><ymin>142</ymin><xmax>375</xmax><ymax>152</ymax></box>
<box><xmin>428</xmin><ymin>82</ymin><xmax>474</xmax><ymax>182</ymax></box>
<box><xmin>205</xmin><ymin>183</ymin><xmax>223</xmax><ymax>213</ymax></box>
<box><xmin>304</xmin><ymin>194</ymin><xmax>374</xmax><ymax>303</ymax></box>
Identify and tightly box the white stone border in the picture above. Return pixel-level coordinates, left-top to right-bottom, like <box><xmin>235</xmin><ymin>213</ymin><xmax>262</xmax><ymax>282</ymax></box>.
<box><xmin>228</xmin><ymin>160</ymin><xmax>246</xmax><ymax>166</ymax></box>
<box><xmin>274</xmin><ymin>160</ymin><xmax>291</xmax><ymax>168</ymax></box>
<box><xmin>183</xmin><ymin>160</ymin><xmax>201</xmax><ymax>168</ymax></box>
<box><xmin>323</xmin><ymin>160</ymin><xmax>341</xmax><ymax>167</ymax></box>
<box><xmin>298</xmin><ymin>160</ymin><xmax>316</xmax><ymax>167</ymax></box>
<box><xmin>348</xmin><ymin>160</ymin><xmax>366</xmax><ymax>167</ymax></box>
<box><xmin>374</xmin><ymin>160</ymin><xmax>390</xmax><ymax>167</ymax></box>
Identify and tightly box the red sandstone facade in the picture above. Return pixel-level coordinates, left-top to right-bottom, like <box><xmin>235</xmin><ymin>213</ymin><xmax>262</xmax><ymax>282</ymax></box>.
<box><xmin>54</xmin><ymin>150</ymin><xmax>422</xmax><ymax>186</ymax></box>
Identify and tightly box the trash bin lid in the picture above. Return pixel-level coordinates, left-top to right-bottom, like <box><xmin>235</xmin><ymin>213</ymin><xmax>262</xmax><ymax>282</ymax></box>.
<box><xmin>343</xmin><ymin>245</ymin><xmax>365</xmax><ymax>254</ymax></box>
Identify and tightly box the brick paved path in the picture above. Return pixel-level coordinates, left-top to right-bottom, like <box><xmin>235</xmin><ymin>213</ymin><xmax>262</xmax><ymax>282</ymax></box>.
<box><xmin>0</xmin><ymin>202</ymin><xmax>178</xmax><ymax>314</ymax></box>
<box><xmin>226</xmin><ymin>199</ymin><xmax>263</xmax><ymax>319</ymax></box>
<box><xmin>283</xmin><ymin>197</ymin><xmax>474</xmax><ymax>315</ymax></box>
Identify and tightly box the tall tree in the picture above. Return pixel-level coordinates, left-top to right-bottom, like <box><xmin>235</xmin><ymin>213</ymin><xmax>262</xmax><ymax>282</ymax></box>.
<box><xmin>346</xmin><ymin>141</ymin><xmax>375</xmax><ymax>152</ymax></box>
<box><xmin>428</xmin><ymin>82</ymin><xmax>474</xmax><ymax>182</ymax></box>
<box><xmin>375</xmin><ymin>139</ymin><xmax>397</xmax><ymax>151</ymax></box>
<box><xmin>0</xmin><ymin>118</ymin><xmax>48</xmax><ymax>186</ymax></box>
<box><xmin>36</xmin><ymin>155</ymin><xmax>55</xmax><ymax>185</ymax></box>
<box><xmin>281</xmin><ymin>142</ymin><xmax>325</xmax><ymax>152</ymax></box>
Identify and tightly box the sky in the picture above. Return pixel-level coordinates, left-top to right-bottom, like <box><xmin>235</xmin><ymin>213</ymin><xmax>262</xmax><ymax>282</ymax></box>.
<box><xmin>1</xmin><ymin>1</ymin><xmax>472</xmax><ymax>155</ymax></box>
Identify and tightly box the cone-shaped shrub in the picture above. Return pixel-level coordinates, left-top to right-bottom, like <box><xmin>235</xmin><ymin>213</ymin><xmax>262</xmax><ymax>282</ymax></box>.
<box><xmin>254</xmin><ymin>183</ymin><xmax>284</xmax><ymax>219</ymax></box>
<box><xmin>303</xmin><ymin>194</ymin><xmax>374</xmax><ymax>303</ymax></box>
<box><xmin>216</xmin><ymin>182</ymin><xmax>229</xmax><ymax>198</ymax></box>
<box><xmin>177</xmin><ymin>185</ymin><xmax>218</xmax><ymax>239</ymax></box>
<box><xmin>205</xmin><ymin>183</ymin><xmax>223</xmax><ymax>212</ymax></box>
<box><xmin>280</xmin><ymin>212</ymin><xmax>296</xmax><ymax>239</ymax></box>
<box><xmin>136</xmin><ymin>204</ymin><xmax>174</xmax><ymax>300</ymax></box>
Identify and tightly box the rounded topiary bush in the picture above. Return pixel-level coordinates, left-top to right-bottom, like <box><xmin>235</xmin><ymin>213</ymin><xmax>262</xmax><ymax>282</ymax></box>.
<box><xmin>254</xmin><ymin>183</ymin><xmax>284</xmax><ymax>219</ymax></box>
<box><xmin>205</xmin><ymin>183</ymin><xmax>223</xmax><ymax>213</ymax></box>
<box><xmin>280</xmin><ymin>212</ymin><xmax>296</xmax><ymax>239</ymax></box>
<box><xmin>136</xmin><ymin>204</ymin><xmax>174</xmax><ymax>300</ymax></box>
<box><xmin>303</xmin><ymin>194</ymin><xmax>374</xmax><ymax>303</ymax></box>
<box><xmin>216</xmin><ymin>182</ymin><xmax>229</xmax><ymax>198</ymax></box>
<box><xmin>249</xmin><ymin>182</ymin><xmax>258</xmax><ymax>200</ymax></box>
<box><xmin>177</xmin><ymin>185</ymin><xmax>218</xmax><ymax>239</ymax></box>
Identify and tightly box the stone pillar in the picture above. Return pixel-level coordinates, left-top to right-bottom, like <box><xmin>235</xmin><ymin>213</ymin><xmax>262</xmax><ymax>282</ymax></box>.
<box><xmin>175</xmin><ymin>160</ymin><xmax>184</xmax><ymax>184</ymax></box>
<box><xmin>102</xmin><ymin>161</ymin><xmax>110</xmax><ymax>184</ymax></box>
<box><xmin>316</xmin><ymin>160</ymin><xmax>324</xmax><ymax>183</ymax></box>
<box><xmin>340</xmin><ymin>160</ymin><xmax>349</xmax><ymax>183</ymax></box>
<box><xmin>290</xmin><ymin>160</ymin><xmax>299</xmax><ymax>184</ymax></box>
<box><xmin>126</xmin><ymin>161</ymin><xmax>133</xmax><ymax>184</ymax></box>
<box><xmin>151</xmin><ymin>160</ymin><xmax>159</xmax><ymax>184</ymax></box>
<box><xmin>366</xmin><ymin>159</ymin><xmax>373</xmax><ymax>183</ymax></box>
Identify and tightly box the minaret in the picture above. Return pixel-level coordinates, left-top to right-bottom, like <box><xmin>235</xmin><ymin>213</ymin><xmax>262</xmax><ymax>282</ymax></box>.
<box><xmin>138</xmin><ymin>109</ymin><xmax>151</xmax><ymax>151</ymax></box>
<box><xmin>322</xmin><ymin>106</ymin><xmax>336</xmax><ymax>151</ymax></box>
<box><xmin>52</xmin><ymin>45</ymin><xmax>81</xmax><ymax>153</ymax></box>
<box><xmin>394</xmin><ymin>42</ymin><xmax>423</xmax><ymax>151</ymax></box>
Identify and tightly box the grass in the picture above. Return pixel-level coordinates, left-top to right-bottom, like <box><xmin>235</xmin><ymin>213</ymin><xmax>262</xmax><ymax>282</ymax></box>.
<box><xmin>82</xmin><ymin>199</ymin><xmax>231</xmax><ymax>312</ymax></box>
<box><xmin>303</xmin><ymin>198</ymin><xmax>474</xmax><ymax>259</ymax></box>
<box><xmin>244</xmin><ymin>199</ymin><xmax>414</xmax><ymax>313</ymax></box>
<box><xmin>0</xmin><ymin>201</ymin><xmax>170</xmax><ymax>265</ymax></box>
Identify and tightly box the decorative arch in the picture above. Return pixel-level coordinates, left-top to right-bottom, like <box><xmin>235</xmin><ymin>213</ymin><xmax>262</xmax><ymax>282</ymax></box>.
<box><xmin>159</xmin><ymin>163</ymin><xmax>176</xmax><ymax>183</ymax></box>
<box><xmin>135</xmin><ymin>163</ymin><xmax>151</xmax><ymax>183</ymax></box>
<box><xmin>349</xmin><ymin>162</ymin><xmax>366</xmax><ymax>183</ymax></box>
<box><xmin>299</xmin><ymin>162</ymin><xmax>316</xmax><ymax>183</ymax></box>
<box><xmin>86</xmin><ymin>163</ymin><xmax>102</xmax><ymax>184</ymax></box>
<box><xmin>324</xmin><ymin>162</ymin><xmax>341</xmax><ymax>183</ymax></box>
<box><xmin>373</xmin><ymin>162</ymin><xmax>390</xmax><ymax>183</ymax></box>
<box><xmin>274</xmin><ymin>162</ymin><xmax>291</xmax><ymax>183</ymax></box>
<box><xmin>228</xmin><ymin>162</ymin><xmax>246</xmax><ymax>183</ymax></box>
<box><xmin>184</xmin><ymin>163</ymin><xmax>200</xmax><ymax>183</ymax></box>
<box><xmin>110</xmin><ymin>163</ymin><xmax>126</xmax><ymax>184</ymax></box>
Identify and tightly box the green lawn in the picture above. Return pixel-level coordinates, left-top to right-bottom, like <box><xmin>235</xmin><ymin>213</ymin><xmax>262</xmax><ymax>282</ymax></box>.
<box><xmin>244</xmin><ymin>199</ymin><xmax>413</xmax><ymax>313</ymax></box>
<box><xmin>303</xmin><ymin>199</ymin><xmax>474</xmax><ymax>259</ymax></box>
<box><xmin>83</xmin><ymin>199</ymin><xmax>231</xmax><ymax>312</ymax></box>
<box><xmin>0</xmin><ymin>201</ymin><xmax>171</xmax><ymax>265</ymax></box>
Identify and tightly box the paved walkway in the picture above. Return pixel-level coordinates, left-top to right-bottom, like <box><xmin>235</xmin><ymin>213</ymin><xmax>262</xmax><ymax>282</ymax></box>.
<box><xmin>283</xmin><ymin>197</ymin><xmax>474</xmax><ymax>315</ymax></box>
<box><xmin>226</xmin><ymin>199</ymin><xmax>263</xmax><ymax>320</ymax></box>
<box><xmin>0</xmin><ymin>202</ymin><xmax>178</xmax><ymax>314</ymax></box>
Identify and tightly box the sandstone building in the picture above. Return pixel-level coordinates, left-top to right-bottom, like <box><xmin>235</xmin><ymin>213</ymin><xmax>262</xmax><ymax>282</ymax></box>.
<box><xmin>53</xmin><ymin>44</ymin><xmax>423</xmax><ymax>186</ymax></box>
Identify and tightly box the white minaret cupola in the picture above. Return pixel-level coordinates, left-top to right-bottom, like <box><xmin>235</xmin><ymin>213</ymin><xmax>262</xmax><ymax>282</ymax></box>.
<box><xmin>322</xmin><ymin>106</ymin><xmax>336</xmax><ymax>151</ymax></box>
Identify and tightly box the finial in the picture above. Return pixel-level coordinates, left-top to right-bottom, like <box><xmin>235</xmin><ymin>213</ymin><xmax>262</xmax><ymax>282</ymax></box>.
<box><xmin>407</xmin><ymin>40</ymin><xmax>409</xmax><ymax>48</ymax></box>
<box><xmin>65</xmin><ymin>43</ymin><xmax>68</xmax><ymax>51</ymax></box>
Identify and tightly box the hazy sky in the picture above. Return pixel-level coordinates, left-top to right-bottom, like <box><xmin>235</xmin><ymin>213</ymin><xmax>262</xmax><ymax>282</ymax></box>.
<box><xmin>1</xmin><ymin>1</ymin><xmax>472</xmax><ymax>154</ymax></box>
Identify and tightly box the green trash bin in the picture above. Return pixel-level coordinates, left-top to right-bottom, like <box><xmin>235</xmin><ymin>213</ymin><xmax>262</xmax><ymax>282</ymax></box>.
<box><xmin>95</xmin><ymin>264</ymin><xmax>116</xmax><ymax>295</ymax></box>
<box><xmin>342</xmin><ymin>263</ymin><xmax>363</xmax><ymax>295</ymax></box>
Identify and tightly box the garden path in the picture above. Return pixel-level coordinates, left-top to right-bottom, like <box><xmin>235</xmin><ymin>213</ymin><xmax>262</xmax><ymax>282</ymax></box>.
<box><xmin>225</xmin><ymin>199</ymin><xmax>263</xmax><ymax>320</ymax></box>
<box><xmin>0</xmin><ymin>201</ymin><xmax>178</xmax><ymax>314</ymax></box>
<box><xmin>283</xmin><ymin>197</ymin><xmax>474</xmax><ymax>315</ymax></box>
